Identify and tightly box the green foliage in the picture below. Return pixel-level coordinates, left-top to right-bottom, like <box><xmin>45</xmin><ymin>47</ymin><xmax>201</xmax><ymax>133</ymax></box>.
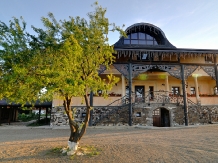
<box><xmin>18</xmin><ymin>112</ymin><xmax>38</xmax><ymax>122</ymax></box>
<box><xmin>0</xmin><ymin>2</ymin><xmax>124</xmax><ymax>104</ymax></box>
<box><xmin>0</xmin><ymin>1</ymin><xmax>125</xmax><ymax>142</ymax></box>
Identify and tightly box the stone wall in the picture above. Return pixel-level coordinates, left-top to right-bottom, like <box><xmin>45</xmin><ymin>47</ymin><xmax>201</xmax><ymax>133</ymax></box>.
<box><xmin>50</xmin><ymin>104</ymin><xmax>218</xmax><ymax>127</ymax></box>
<box><xmin>50</xmin><ymin>106</ymin><xmax>129</xmax><ymax>126</ymax></box>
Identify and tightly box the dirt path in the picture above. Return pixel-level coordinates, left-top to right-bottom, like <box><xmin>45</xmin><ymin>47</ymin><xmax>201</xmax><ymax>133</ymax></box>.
<box><xmin>0</xmin><ymin>124</ymin><xmax>218</xmax><ymax>163</ymax></box>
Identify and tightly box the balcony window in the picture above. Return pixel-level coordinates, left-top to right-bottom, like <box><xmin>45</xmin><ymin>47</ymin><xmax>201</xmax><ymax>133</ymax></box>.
<box><xmin>190</xmin><ymin>87</ymin><xmax>196</xmax><ymax>95</ymax></box>
<box><xmin>171</xmin><ymin>87</ymin><xmax>180</xmax><ymax>95</ymax></box>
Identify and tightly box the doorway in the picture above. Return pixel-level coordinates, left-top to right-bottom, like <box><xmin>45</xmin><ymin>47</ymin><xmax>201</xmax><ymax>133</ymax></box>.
<box><xmin>153</xmin><ymin>108</ymin><xmax>170</xmax><ymax>127</ymax></box>
<box><xmin>135</xmin><ymin>86</ymin><xmax>145</xmax><ymax>102</ymax></box>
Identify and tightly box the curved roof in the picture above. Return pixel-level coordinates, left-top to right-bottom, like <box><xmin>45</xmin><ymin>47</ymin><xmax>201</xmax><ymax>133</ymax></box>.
<box><xmin>114</xmin><ymin>22</ymin><xmax>175</xmax><ymax>48</ymax></box>
<box><xmin>125</xmin><ymin>22</ymin><xmax>166</xmax><ymax>38</ymax></box>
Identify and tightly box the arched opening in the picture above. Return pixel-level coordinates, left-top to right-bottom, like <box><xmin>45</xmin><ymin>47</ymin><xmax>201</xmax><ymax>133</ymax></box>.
<box><xmin>153</xmin><ymin>108</ymin><xmax>170</xmax><ymax>127</ymax></box>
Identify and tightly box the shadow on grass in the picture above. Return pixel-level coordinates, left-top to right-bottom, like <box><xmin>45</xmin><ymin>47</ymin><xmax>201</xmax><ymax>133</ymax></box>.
<box><xmin>27</xmin><ymin>118</ymin><xmax>50</xmax><ymax>126</ymax></box>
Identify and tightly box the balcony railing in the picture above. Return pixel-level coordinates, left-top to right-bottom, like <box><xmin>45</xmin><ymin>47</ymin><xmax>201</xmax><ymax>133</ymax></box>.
<box><xmin>107</xmin><ymin>91</ymin><xmax>200</xmax><ymax>106</ymax></box>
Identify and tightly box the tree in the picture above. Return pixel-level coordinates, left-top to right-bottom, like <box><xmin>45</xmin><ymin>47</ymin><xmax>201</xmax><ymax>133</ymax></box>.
<box><xmin>0</xmin><ymin>2</ymin><xmax>124</xmax><ymax>155</ymax></box>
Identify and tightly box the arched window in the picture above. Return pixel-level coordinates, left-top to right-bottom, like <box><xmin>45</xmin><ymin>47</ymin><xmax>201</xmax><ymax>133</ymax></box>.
<box><xmin>124</xmin><ymin>32</ymin><xmax>158</xmax><ymax>45</ymax></box>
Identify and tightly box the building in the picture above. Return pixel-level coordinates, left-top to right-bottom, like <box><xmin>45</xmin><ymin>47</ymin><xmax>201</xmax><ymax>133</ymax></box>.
<box><xmin>51</xmin><ymin>23</ymin><xmax>218</xmax><ymax>127</ymax></box>
<box><xmin>0</xmin><ymin>99</ymin><xmax>52</xmax><ymax>124</ymax></box>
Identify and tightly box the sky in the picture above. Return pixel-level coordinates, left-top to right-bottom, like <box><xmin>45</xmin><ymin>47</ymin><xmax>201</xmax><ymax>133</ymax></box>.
<box><xmin>1</xmin><ymin>0</ymin><xmax>218</xmax><ymax>49</ymax></box>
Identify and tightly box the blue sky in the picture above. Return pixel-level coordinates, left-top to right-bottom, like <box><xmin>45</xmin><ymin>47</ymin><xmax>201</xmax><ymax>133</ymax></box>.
<box><xmin>1</xmin><ymin>0</ymin><xmax>218</xmax><ymax>49</ymax></box>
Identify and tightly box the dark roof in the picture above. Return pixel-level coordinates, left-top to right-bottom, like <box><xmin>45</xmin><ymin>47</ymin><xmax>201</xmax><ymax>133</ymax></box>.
<box><xmin>0</xmin><ymin>99</ymin><xmax>52</xmax><ymax>107</ymax></box>
<box><xmin>114</xmin><ymin>22</ymin><xmax>175</xmax><ymax>49</ymax></box>
<box><xmin>114</xmin><ymin>22</ymin><xmax>218</xmax><ymax>58</ymax></box>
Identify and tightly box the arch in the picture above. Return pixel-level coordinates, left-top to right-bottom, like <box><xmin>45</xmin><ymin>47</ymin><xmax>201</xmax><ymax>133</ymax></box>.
<box><xmin>153</xmin><ymin>107</ymin><xmax>170</xmax><ymax>127</ymax></box>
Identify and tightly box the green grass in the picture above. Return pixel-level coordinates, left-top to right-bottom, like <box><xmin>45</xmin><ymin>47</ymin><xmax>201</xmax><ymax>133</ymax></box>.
<box><xmin>82</xmin><ymin>145</ymin><xmax>100</xmax><ymax>156</ymax></box>
<box><xmin>49</xmin><ymin>145</ymin><xmax>101</xmax><ymax>160</ymax></box>
<box><xmin>70</xmin><ymin>145</ymin><xmax>101</xmax><ymax>160</ymax></box>
<box><xmin>51</xmin><ymin>147</ymin><xmax>63</xmax><ymax>153</ymax></box>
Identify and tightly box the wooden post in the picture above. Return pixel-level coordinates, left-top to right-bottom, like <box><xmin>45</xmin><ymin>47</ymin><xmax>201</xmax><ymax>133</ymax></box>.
<box><xmin>128</xmin><ymin>62</ymin><xmax>132</xmax><ymax>126</ymax></box>
<box><xmin>214</xmin><ymin>55</ymin><xmax>218</xmax><ymax>90</ymax></box>
<box><xmin>46</xmin><ymin>107</ymin><xmax>48</xmax><ymax>125</ymax></box>
<box><xmin>194</xmin><ymin>76</ymin><xmax>200</xmax><ymax>104</ymax></box>
<box><xmin>0</xmin><ymin>107</ymin><xmax>2</xmax><ymax>124</ymax></box>
<box><xmin>8</xmin><ymin>106</ymin><xmax>11</xmax><ymax>125</ymax></box>
<box><xmin>89</xmin><ymin>91</ymin><xmax>93</xmax><ymax>126</ymax></box>
<box><xmin>38</xmin><ymin>107</ymin><xmax>41</xmax><ymax>124</ymax></box>
<box><xmin>121</xmin><ymin>75</ymin><xmax>126</xmax><ymax>97</ymax></box>
<box><xmin>181</xmin><ymin>65</ymin><xmax>188</xmax><ymax>126</ymax></box>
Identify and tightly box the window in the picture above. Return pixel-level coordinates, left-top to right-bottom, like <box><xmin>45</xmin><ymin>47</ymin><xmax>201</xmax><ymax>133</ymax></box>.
<box><xmin>136</xmin><ymin>53</ymin><xmax>154</xmax><ymax>61</ymax></box>
<box><xmin>136</xmin><ymin>112</ymin><xmax>141</xmax><ymax>117</ymax></box>
<box><xmin>153</xmin><ymin>109</ymin><xmax>160</xmax><ymax>115</ymax></box>
<box><xmin>124</xmin><ymin>32</ymin><xmax>159</xmax><ymax>45</ymax></box>
<box><xmin>171</xmin><ymin>87</ymin><xmax>180</xmax><ymax>95</ymax></box>
<box><xmin>190</xmin><ymin>87</ymin><xmax>196</xmax><ymax>95</ymax></box>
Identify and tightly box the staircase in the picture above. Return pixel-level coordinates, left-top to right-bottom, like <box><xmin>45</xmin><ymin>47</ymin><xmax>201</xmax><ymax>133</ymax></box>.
<box><xmin>93</xmin><ymin>91</ymin><xmax>199</xmax><ymax>125</ymax></box>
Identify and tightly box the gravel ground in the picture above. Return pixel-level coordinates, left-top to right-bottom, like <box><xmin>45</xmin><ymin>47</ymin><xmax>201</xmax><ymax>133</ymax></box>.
<box><xmin>0</xmin><ymin>124</ymin><xmax>218</xmax><ymax>163</ymax></box>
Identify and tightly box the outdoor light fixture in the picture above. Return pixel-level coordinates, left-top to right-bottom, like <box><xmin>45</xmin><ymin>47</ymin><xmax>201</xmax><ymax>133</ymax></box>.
<box><xmin>192</xmin><ymin>74</ymin><xmax>202</xmax><ymax>77</ymax></box>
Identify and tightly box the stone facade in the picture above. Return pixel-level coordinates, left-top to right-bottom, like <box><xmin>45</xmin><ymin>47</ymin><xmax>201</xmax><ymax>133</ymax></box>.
<box><xmin>50</xmin><ymin>104</ymin><xmax>218</xmax><ymax>127</ymax></box>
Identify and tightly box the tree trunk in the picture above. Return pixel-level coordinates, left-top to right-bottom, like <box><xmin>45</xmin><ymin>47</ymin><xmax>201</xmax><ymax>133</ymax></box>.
<box><xmin>62</xmin><ymin>94</ymin><xmax>91</xmax><ymax>155</ymax></box>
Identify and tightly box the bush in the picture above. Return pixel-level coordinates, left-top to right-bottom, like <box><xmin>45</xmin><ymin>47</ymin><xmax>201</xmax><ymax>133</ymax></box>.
<box><xmin>18</xmin><ymin>112</ymin><xmax>38</xmax><ymax>122</ymax></box>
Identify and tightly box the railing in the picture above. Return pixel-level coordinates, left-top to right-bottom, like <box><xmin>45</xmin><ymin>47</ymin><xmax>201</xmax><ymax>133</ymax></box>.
<box><xmin>106</xmin><ymin>94</ymin><xmax>135</xmax><ymax>106</ymax></box>
<box><xmin>93</xmin><ymin>91</ymin><xmax>198</xmax><ymax>125</ymax></box>
<box><xmin>107</xmin><ymin>91</ymin><xmax>199</xmax><ymax>107</ymax></box>
<box><xmin>129</xmin><ymin>91</ymin><xmax>181</xmax><ymax>106</ymax></box>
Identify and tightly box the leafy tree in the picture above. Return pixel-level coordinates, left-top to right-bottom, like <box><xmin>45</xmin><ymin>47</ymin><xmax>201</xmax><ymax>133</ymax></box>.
<box><xmin>0</xmin><ymin>2</ymin><xmax>124</xmax><ymax>155</ymax></box>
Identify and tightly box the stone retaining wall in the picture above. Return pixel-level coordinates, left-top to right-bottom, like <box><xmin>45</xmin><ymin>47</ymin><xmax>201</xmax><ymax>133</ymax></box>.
<box><xmin>50</xmin><ymin>104</ymin><xmax>218</xmax><ymax>127</ymax></box>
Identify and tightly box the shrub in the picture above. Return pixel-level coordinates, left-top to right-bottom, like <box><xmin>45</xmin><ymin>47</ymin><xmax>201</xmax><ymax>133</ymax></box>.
<box><xmin>18</xmin><ymin>112</ymin><xmax>38</xmax><ymax>122</ymax></box>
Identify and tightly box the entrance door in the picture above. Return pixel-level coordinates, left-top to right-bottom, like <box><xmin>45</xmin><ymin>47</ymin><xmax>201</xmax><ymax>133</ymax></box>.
<box><xmin>153</xmin><ymin>108</ymin><xmax>170</xmax><ymax>127</ymax></box>
<box><xmin>153</xmin><ymin>108</ymin><xmax>161</xmax><ymax>127</ymax></box>
<box><xmin>135</xmin><ymin>86</ymin><xmax>144</xmax><ymax>102</ymax></box>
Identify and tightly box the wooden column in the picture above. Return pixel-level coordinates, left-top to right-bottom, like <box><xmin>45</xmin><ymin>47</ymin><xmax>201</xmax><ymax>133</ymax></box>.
<box><xmin>38</xmin><ymin>107</ymin><xmax>41</xmax><ymax>124</ymax></box>
<box><xmin>194</xmin><ymin>76</ymin><xmax>200</xmax><ymax>104</ymax></box>
<box><xmin>214</xmin><ymin>55</ymin><xmax>218</xmax><ymax>90</ymax></box>
<box><xmin>181</xmin><ymin>65</ymin><xmax>188</xmax><ymax>126</ymax></box>
<box><xmin>8</xmin><ymin>106</ymin><xmax>11</xmax><ymax>125</ymax></box>
<box><xmin>215</xmin><ymin>65</ymin><xmax>218</xmax><ymax>91</ymax></box>
<box><xmin>89</xmin><ymin>91</ymin><xmax>93</xmax><ymax>126</ymax></box>
<box><xmin>45</xmin><ymin>107</ymin><xmax>48</xmax><ymax>125</ymax></box>
<box><xmin>128</xmin><ymin>62</ymin><xmax>132</xmax><ymax>126</ymax></box>
<box><xmin>165</xmin><ymin>75</ymin><xmax>169</xmax><ymax>95</ymax></box>
<box><xmin>121</xmin><ymin>75</ymin><xmax>126</xmax><ymax>97</ymax></box>
<box><xmin>0</xmin><ymin>107</ymin><xmax>2</xmax><ymax>124</ymax></box>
